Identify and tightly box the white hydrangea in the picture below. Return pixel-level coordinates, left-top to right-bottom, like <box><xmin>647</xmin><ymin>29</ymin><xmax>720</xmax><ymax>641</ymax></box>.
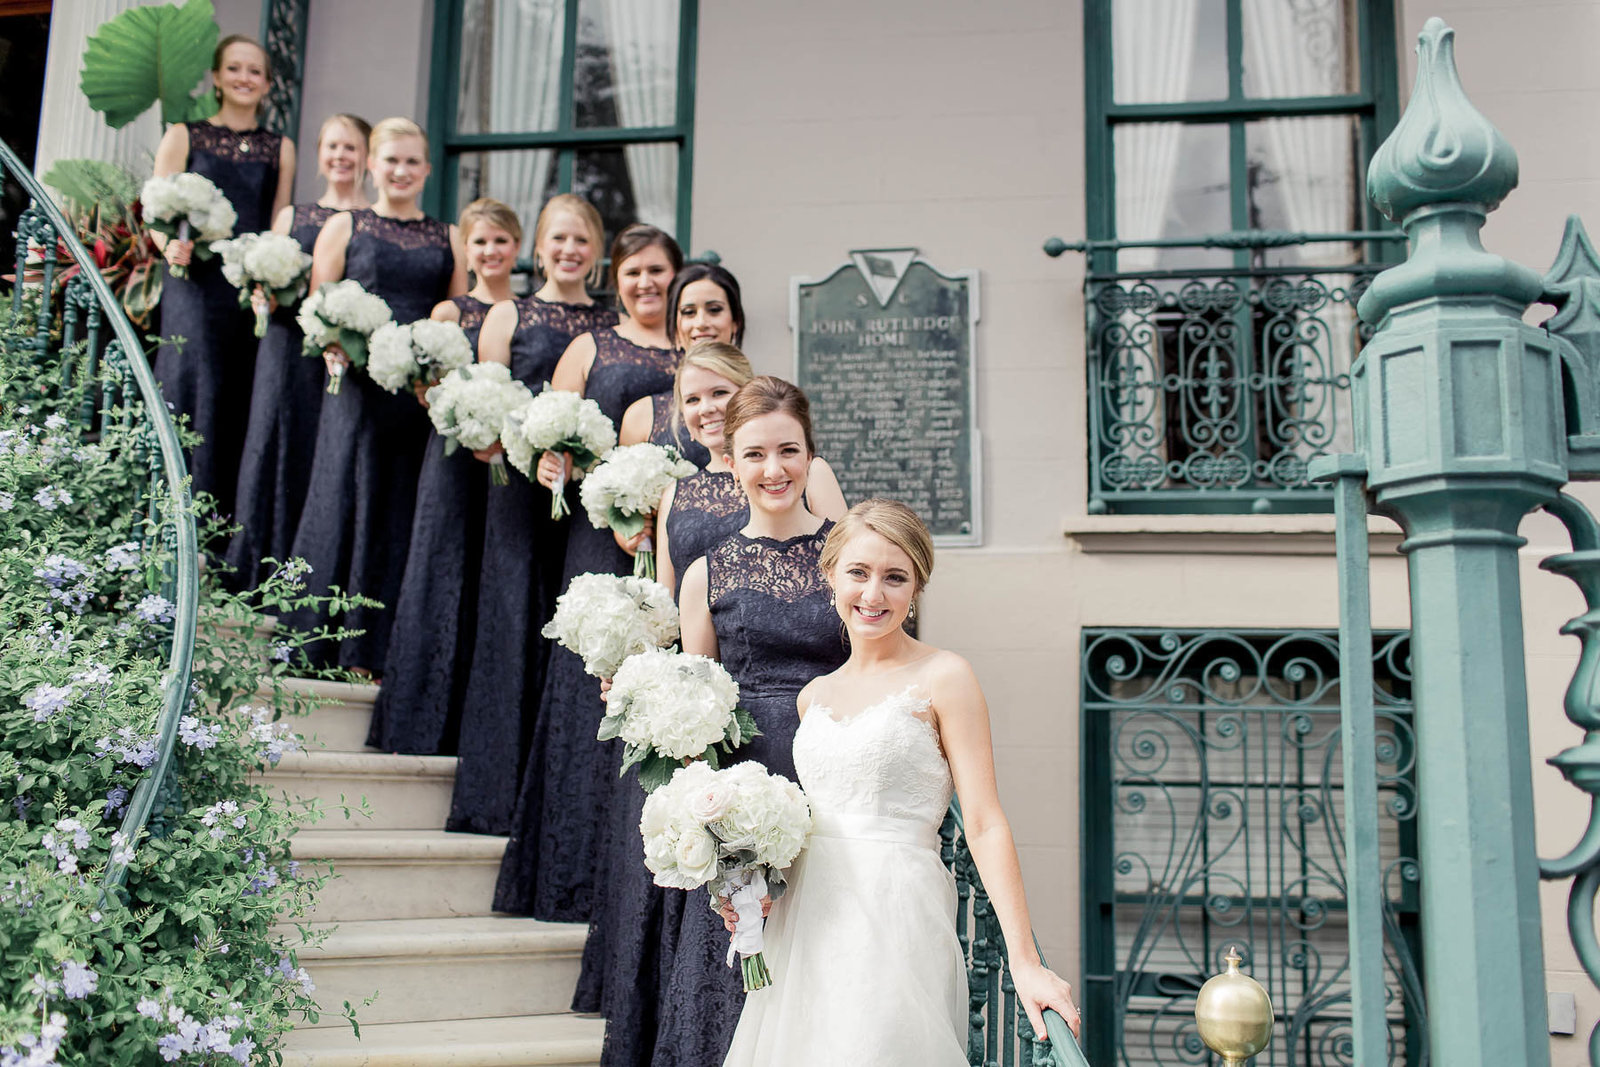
<box><xmin>579</xmin><ymin>442</ymin><xmax>698</xmax><ymax>533</ymax></box>
<box><xmin>541</xmin><ymin>572</ymin><xmax>679</xmax><ymax>679</ymax></box>
<box><xmin>366</xmin><ymin>322</ymin><xmax>418</xmax><ymax>393</ymax></box>
<box><xmin>710</xmin><ymin>760</ymin><xmax>813</xmax><ymax>868</ymax></box>
<box><xmin>367</xmin><ymin>319</ymin><xmax>477</xmax><ymax>394</ymax></box>
<box><xmin>427</xmin><ymin>363</ymin><xmax>533</xmax><ymax>451</ymax></box>
<box><xmin>640</xmin><ymin>761</ymin><xmax>725</xmax><ymax>889</ymax></box>
<box><xmin>140</xmin><ymin>172</ymin><xmax>236</xmax><ymax>242</ymax></box>
<box><xmin>409</xmin><ymin>319</ymin><xmax>474</xmax><ymax>378</ymax></box>
<box><xmin>502</xmin><ymin>388</ymin><xmax>616</xmax><ymax>478</ymax></box>
<box><xmin>602</xmin><ymin>647</ymin><xmax>742</xmax><ymax>760</ymax></box>
<box><xmin>296</xmin><ymin>279</ymin><xmax>393</xmax><ymax>353</ymax></box>
<box><xmin>639</xmin><ymin>761</ymin><xmax>812</xmax><ymax>891</ymax></box>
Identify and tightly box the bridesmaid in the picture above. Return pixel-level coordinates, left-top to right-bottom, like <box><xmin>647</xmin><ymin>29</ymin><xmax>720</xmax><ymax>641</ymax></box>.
<box><xmin>615</xmin><ymin>261</ymin><xmax>748</xmax><ymax>467</ymax></box>
<box><xmin>367</xmin><ymin>198</ymin><xmax>522</xmax><ymax>754</ymax></box>
<box><xmin>445</xmin><ymin>194</ymin><xmax>616</xmax><ymax>832</ymax></box>
<box><xmin>225</xmin><ymin>113</ymin><xmax>370</xmax><ymax>590</ymax></box>
<box><xmin>280</xmin><ymin>117</ymin><xmax>467</xmax><ymax>675</ymax></box>
<box><xmin>152</xmin><ymin>34</ymin><xmax>295</xmax><ymax>524</ymax></box>
<box><xmin>490</xmin><ymin>223</ymin><xmax>683</xmax><ymax>916</ymax></box>
<box><xmin>652</xmin><ymin>376</ymin><xmax>852</xmax><ymax>1067</ymax></box>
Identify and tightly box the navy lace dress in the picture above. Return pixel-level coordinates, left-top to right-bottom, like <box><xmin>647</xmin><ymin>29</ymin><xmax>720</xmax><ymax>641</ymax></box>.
<box><xmin>224</xmin><ymin>202</ymin><xmax>336</xmax><ymax>590</ymax></box>
<box><xmin>650</xmin><ymin>523</ymin><xmax>846</xmax><ymax>1067</ymax></box>
<box><xmin>573</xmin><ymin>466</ymin><xmax>752</xmax><ymax>1067</ymax></box>
<box><xmin>446</xmin><ymin>298</ymin><xmax>619</xmax><ymax>833</ymax></box>
<box><xmin>366</xmin><ymin>296</ymin><xmax>495</xmax><ymax>754</ymax></box>
<box><xmin>154</xmin><ymin>122</ymin><xmax>282</xmax><ymax>524</ymax></box>
<box><xmin>491</xmin><ymin>327</ymin><xmax>679</xmax><ymax>917</ymax></box>
<box><xmin>647</xmin><ymin>390</ymin><xmax>710</xmax><ymax>468</ymax></box>
<box><xmin>280</xmin><ymin>210</ymin><xmax>454</xmax><ymax>672</ymax></box>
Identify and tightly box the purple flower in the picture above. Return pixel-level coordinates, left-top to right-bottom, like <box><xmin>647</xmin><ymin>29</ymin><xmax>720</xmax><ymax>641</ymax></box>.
<box><xmin>177</xmin><ymin>716</ymin><xmax>221</xmax><ymax>751</ymax></box>
<box><xmin>136</xmin><ymin>997</ymin><xmax>163</xmax><ymax>1019</ymax></box>
<box><xmin>134</xmin><ymin>594</ymin><xmax>175</xmax><ymax>624</ymax></box>
<box><xmin>43</xmin><ymin>414</ymin><xmax>67</xmax><ymax>432</ymax></box>
<box><xmin>201</xmin><ymin>801</ymin><xmax>241</xmax><ymax>840</ymax></box>
<box><xmin>59</xmin><ymin>960</ymin><xmax>96</xmax><ymax>999</ymax></box>
<box><xmin>96</xmin><ymin>727</ymin><xmax>158</xmax><ymax>769</ymax></box>
<box><xmin>229</xmin><ymin>1038</ymin><xmax>256</xmax><ymax>1063</ymax></box>
<box><xmin>104</xmin><ymin>786</ymin><xmax>129</xmax><ymax>816</ymax></box>
<box><xmin>24</xmin><ymin>684</ymin><xmax>73</xmax><ymax>723</ymax></box>
<box><xmin>31</xmin><ymin>486</ymin><xmax>71</xmax><ymax>510</ymax></box>
<box><xmin>275</xmin><ymin>557</ymin><xmax>312</xmax><ymax>589</ymax></box>
<box><xmin>271</xmin><ymin>642</ymin><xmax>292</xmax><ymax>663</ymax></box>
<box><xmin>109</xmin><ymin>831</ymin><xmax>135</xmax><ymax>867</ymax></box>
<box><xmin>102</xmin><ymin>542</ymin><xmax>141</xmax><ymax>572</ymax></box>
<box><xmin>0</xmin><ymin>491</ymin><xmax>14</xmax><ymax>512</ymax></box>
<box><xmin>72</xmin><ymin>663</ymin><xmax>114</xmax><ymax>691</ymax></box>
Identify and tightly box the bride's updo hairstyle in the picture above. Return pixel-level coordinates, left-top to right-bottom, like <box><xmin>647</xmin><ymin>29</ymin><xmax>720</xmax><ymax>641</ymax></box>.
<box><xmin>820</xmin><ymin>499</ymin><xmax>935</xmax><ymax>596</ymax></box>
<box><xmin>719</xmin><ymin>375</ymin><xmax>816</xmax><ymax>458</ymax></box>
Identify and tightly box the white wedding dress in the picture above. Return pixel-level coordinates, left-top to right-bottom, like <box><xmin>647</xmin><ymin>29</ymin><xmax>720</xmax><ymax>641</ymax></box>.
<box><xmin>722</xmin><ymin>686</ymin><xmax>969</xmax><ymax>1066</ymax></box>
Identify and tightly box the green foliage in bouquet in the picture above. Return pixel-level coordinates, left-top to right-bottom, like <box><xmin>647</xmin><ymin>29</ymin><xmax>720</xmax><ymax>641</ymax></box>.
<box><xmin>37</xmin><ymin>160</ymin><xmax>165</xmax><ymax>330</ymax></box>
<box><xmin>0</xmin><ymin>323</ymin><xmax>366</xmax><ymax>1063</ymax></box>
<box><xmin>80</xmin><ymin>0</ymin><xmax>220</xmax><ymax>130</ymax></box>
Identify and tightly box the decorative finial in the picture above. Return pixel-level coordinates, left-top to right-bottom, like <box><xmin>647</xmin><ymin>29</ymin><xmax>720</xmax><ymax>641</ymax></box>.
<box><xmin>1194</xmin><ymin>945</ymin><xmax>1274</xmax><ymax>1067</ymax></box>
<box><xmin>1366</xmin><ymin>18</ymin><xmax>1519</xmax><ymax>224</ymax></box>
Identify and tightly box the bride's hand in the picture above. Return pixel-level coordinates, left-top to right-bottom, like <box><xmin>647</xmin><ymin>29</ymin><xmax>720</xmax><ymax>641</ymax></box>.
<box><xmin>716</xmin><ymin>895</ymin><xmax>772</xmax><ymax>933</ymax></box>
<box><xmin>1010</xmin><ymin>960</ymin><xmax>1081</xmax><ymax>1040</ymax></box>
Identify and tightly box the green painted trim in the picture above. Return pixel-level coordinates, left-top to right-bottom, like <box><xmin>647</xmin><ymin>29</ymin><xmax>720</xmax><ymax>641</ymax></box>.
<box><xmin>1105</xmin><ymin>94</ymin><xmax>1375</xmax><ymax>122</ymax></box>
<box><xmin>557</xmin><ymin>0</ymin><xmax>580</xmax><ymax>134</ymax></box>
<box><xmin>258</xmin><ymin>0</ymin><xmax>310</xmax><ymax>139</ymax></box>
<box><xmin>675</xmin><ymin>0</ymin><xmax>699</xmax><ymax>250</ymax></box>
<box><xmin>423</xmin><ymin>0</ymin><xmax>459</xmax><ymax>220</ymax></box>
<box><xmin>446</xmin><ymin>126</ymin><xmax>685</xmax><ymax>150</ymax></box>
<box><xmin>1081</xmin><ymin>0</ymin><xmax>1115</xmax><ymax>275</ymax></box>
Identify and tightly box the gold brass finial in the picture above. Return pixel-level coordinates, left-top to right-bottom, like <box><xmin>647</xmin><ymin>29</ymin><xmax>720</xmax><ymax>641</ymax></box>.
<box><xmin>1194</xmin><ymin>947</ymin><xmax>1274</xmax><ymax>1066</ymax></box>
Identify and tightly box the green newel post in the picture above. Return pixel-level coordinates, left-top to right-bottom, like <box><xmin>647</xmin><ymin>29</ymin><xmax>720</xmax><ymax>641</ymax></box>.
<box><xmin>1355</xmin><ymin>17</ymin><xmax>1566</xmax><ymax>1065</ymax></box>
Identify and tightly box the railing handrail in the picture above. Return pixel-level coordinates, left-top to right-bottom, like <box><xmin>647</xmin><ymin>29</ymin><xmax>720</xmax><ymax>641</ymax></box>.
<box><xmin>946</xmin><ymin>798</ymin><xmax>1091</xmax><ymax>1066</ymax></box>
<box><xmin>1044</xmin><ymin>228</ymin><xmax>1407</xmax><ymax>258</ymax></box>
<box><xmin>0</xmin><ymin>137</ymin><xmax>200</xmax><ymax>891</ymax></box>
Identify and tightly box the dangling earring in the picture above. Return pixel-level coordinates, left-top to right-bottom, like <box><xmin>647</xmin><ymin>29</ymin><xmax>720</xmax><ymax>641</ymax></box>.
<box><xmin>532</xmin><ymin>252</ymin><xmax>544</xmax><ymax>277</ymax></box>
<box><xmin>908</xmin><ymin>601</ymin><xmax>917</xmax><ymax>621</ymax></box>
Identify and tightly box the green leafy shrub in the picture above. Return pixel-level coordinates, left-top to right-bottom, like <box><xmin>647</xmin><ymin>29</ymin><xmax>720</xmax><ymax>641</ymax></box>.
<box><xmin>0</xmin><ymin>322</ymin><xmax>354</xmax><ymax>1064</ymax></box>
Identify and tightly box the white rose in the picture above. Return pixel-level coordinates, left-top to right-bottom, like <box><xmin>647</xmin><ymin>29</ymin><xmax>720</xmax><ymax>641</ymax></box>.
<box><xmin>687</xmin><ymin>779</ymin><xmax>738</xmax><ymax>823</ymax></box>
<box><xmin>674</xmin><ymin>827</ymin><xmax>721</xmax><ymax>885</ymax></box>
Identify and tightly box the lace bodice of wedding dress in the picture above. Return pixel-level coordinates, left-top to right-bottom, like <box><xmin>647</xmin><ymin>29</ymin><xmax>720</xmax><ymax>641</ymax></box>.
<box><xmin>793</xmin><ymin>686</ymin><xmax>953</xmax><ymax>828</ymax></box>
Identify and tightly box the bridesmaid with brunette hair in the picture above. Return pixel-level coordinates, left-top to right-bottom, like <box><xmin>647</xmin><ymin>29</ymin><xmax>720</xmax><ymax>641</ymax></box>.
<box><xmin>615</xmin><ymin>261</ymin><xmax>748</xmax><ymax>467</ymax></box>
<box><xmin>152</xmin><ymin>34</ymin><xmax>295</xmax><ymax>524</ymax></box>
<box><xmin>367</xmin><ymin>198</ymin><xmax>523</xmax><ymax>755</ymax></box>
<box><xmin>445</xmin><ymin>193</ymin><xmax>617</xmax><ymax>831</ymax></box>
<box><xmin>225</xmin><ymin>112</ymin><xmax>370</xmax><ymax>590</ymax></box>
<box><xmin>491</xmin><ymin>223</ymin><xmax>683</xmax><ymax>917</ymax></box>
<box><xmin>652</xmin><ymin>375</ymin><xmax>851</xmax><ymax>1067</ymax></box>
<box><xmin>280</xmin><ymin>117</ymin><xmax>468</xmax><ymax>675</ymax></box>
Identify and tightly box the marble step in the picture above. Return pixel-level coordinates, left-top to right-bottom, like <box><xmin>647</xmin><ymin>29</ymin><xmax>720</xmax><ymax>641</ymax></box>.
<box><xmin>281</xmin><ymin>1014</ymin><xmax>604</xmax><ymax>1066</ymax></box>
<box><xmin>293</xmin><ymin>917</ymin><xmax>587</xmax><ymax>1030</ymax></box>
<box><xmin>263</xmin><ymin>751</ymin><xmax>456</xmax><ymax>830</ymax></box>
<box><xmin>258</xmin><ymin>676</ymin><xmax>381</xmax><ymax>754</ymax></box>
<box><xmin>291</xmin><ymin>830</ymin><xmax>506</xmax><ymax>921</ymax></box>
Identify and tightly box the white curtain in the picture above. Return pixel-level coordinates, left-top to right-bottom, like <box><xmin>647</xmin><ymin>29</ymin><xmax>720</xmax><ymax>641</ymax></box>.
<box><xmin>469</xmin><ymin>0</ymin><xmax>563</xmax><ymax>254</ymax></box>
<box><xmin>1242</xmin><ymin>0</ymin><xmax>1356</xmax><ymax>261</ymax></box>
<box><xmin>599</xmin><ymin>0</ymin><xmax>679</xmax><ymax>232</ymax></box>
<box><xmin>1112</xmin><ymin>0</ymin><xmax>1202</xmax><ymax>271</ymax></box>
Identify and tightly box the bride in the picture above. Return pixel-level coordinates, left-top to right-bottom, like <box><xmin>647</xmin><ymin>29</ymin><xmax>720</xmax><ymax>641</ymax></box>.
<box><xmin>720</xmin><ymin>498</ymin><xmax>1081</xmax><ymax>1065</ymax></box>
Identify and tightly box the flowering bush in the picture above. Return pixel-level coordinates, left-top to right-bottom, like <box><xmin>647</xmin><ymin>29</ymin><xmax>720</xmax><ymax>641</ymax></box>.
<box><xmin>0</xmin><ymin>322</ymin><xmax>352</xmax><ymax>1063</ymax></box>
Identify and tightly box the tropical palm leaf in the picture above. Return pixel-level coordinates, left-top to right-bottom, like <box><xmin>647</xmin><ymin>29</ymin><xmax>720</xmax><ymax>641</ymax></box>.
<box><xmin>79</xmin><ymin>0</ymin><xmax>220</xmax><ymax>129</ymax></box>
<box><xmin>43</xmin><ymin>159</ymin><xmax>142</xmax><ymax>227</ymax></box>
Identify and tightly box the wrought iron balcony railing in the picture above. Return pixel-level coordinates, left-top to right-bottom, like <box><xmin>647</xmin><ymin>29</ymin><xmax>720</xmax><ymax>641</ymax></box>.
<box><xmin>1047</xmin><ymin>231</ymin><xmax>1404</xmax><ymax>515</ymax></box>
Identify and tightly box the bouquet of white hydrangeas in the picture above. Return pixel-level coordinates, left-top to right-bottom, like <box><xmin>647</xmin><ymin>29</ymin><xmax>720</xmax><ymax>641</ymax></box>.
<box><xmin>541</xmin><ymin>572</ymin><xmax>679</xmax><ymax>679</ymax></box>
<box><xmin>140</xmin><ymin>172</ymin><xmax>237</xmax><ymax>279</ymax></box>
<box><xmin>367</xmin><ymin>319</ymin><xmax>475</xmax><ymax>394</ymax></box>
<box><xmin>580</xmin><ymin>443</ymin><xmax>698</xmax><ymax>579</ymax></box>
<box><xmin>502</xmin><ymin>388</ymin><xmax>617</xmax><ymax>518</ymax></box>
<box><xmin>210</xmin><ymin>231</ymin><xmax>314</xmax><ymax>337</ymax></box>
<box><xmin>640</xmin><ymin>760</ymin><xmax>812</xmax><ymax>991</ymax></box>
<box><xmin>426</xmin><ymin>363</ymin><xmax>534</xmax><ymax>484</ymax></box>
<box><xmin>296</xmin><ymin>279</ymin><xmax>394</xmax><ymax>394</ymax></box>
<box><xmin>602</xmin><ymin>647</ymin><xmax>759</xmax><ymax>791</ymax></box>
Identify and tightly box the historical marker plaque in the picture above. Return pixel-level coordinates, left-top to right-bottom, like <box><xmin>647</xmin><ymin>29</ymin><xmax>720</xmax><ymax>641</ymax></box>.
<box><xmin>791</xmin><ymin>249</ymin><xmax>981</xmax><ymax>545</ymax></box>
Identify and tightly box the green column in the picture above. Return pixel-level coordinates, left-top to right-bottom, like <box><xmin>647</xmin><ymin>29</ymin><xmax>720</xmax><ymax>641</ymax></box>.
<box><xmin>1354</xmin><ymin>18</ymin><xmax>1567</xmax><ymax>1064</ymax></box>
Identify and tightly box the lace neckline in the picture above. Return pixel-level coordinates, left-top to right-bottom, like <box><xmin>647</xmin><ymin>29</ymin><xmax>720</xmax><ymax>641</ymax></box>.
<box><xmin>737</xmin><ymin>518</ymin><xmax>831</xmax><ymax>548</ymax></box>
<box><xmin>607</xmin><ymin>326</ymin><xmax>673</xmax><ymax>353</ymax></box>
<box><xmin>806</xmin><ymin>683</ymin><xmax>945</xmax><ymax>759</ymax></box>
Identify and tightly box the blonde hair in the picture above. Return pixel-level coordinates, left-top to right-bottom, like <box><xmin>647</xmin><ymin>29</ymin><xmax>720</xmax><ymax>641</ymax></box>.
<box><xmin>533</xmin><ymin>193</ymin><xmax>606</xmax><ymax>287</ymax></box>
<box><xmin>672</xmin><ymin>341</ymin><xmax>754</xmax><ymax>439</ymax></box>
<box><xmin>368</xmin><ymin>117</ymin><xmax>428</xmax><ymax>161</ymax></box>
<box><xmin>820</xmin><ymin>499</ymin><xmax>936</xmax><ymax>595</ymax></box>
<box><xmin>459</xmin><ymin>198</ymin><xmax>523</xmax><ymax>246</ymax></box>
<box><xmin>318</xmin><ymin>113</ymin><xmax>371</xmax><ymax>150</ymax></box>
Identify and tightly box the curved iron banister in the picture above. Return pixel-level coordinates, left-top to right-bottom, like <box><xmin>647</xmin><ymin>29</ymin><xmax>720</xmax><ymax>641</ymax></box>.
<box><xmin>944</xmin><ymin>798</ymin><xmax>1091</xmax><ymax>1067</ymax></box>
<box><xmin>0</xmin><ymin>137</ymin><xmax>199</xmax><ymax>891</ymax></box>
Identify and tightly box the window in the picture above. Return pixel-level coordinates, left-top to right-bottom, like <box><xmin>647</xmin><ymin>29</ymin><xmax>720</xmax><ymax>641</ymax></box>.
<box><xmin>426</xmin><ymin>0</ymin><xmax>697</xmax><ymax>259</ymax></box>
<box><xmin>1080</xmin><ymin>628</ymin><xmax>1424</xmax><ymax>1066</ymax></box>
<box><xmin>1080</xmin><ymin>2</ymin><xmax>1401</xmax><ymax>513</ymax></box>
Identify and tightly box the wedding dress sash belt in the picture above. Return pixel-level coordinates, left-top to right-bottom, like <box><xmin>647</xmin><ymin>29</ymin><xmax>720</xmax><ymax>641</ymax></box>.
<box><xmin>811</xmin><ymin>810</ymin><xmax>940</xmax><ymax>851</ymax></box>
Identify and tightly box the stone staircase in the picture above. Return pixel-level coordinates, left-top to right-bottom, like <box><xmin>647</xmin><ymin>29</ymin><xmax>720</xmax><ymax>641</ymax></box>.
<box><xmin>268</xmin><ymin>678</ymin><xmax>605</xmax><ymax>1066</ymax></box>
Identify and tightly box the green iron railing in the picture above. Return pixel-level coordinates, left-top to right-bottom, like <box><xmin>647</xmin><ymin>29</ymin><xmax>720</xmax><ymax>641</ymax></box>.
<box><xmin>1</xmin><ymin>137</ymin><xmax>199</xmax><ymax>893</ymax></box>
<box><xmin>1047</xmin><ymin>231</ymin><xmax>1405</xmax><ymax>515</ymax></box>
<box><xmin>259</xmin><ymin>0</ymin><xmax>311</xmax><ymax>139</ymax></box>
<box><xmin>1080</xmin><ymin>628</ymin><xmax>1426</xmax><ymax>1067</ymax></box>
<box><xmin>942</xmin><ymin>799</ymin><xmax>1090</xmax><ymax>1066</ymax></box>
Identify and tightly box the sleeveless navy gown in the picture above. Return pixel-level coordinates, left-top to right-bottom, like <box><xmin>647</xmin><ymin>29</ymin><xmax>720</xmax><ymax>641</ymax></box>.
<box><xmin>154</xmin><ymin>121</ymin><xmax>282</xmax><ymax>524</ymax></box>
<box><xmin>445</xmin><ymin>298</ymin><xmax>619</xmax><ymax>832</ymax></box>
<box><xmin>491</xmin><ymin>327</ymin><xmax>678</xmax><ymax>917</ymax></box>
<box><xmin>224</xmin><ymin>202</ymin><xmax>335</xmax><ymax>590</ymax></box>
<box><xmin>366</xmin><ymin>295</ymin><xmax>495</xmax><ymax>754</ymax></box>
<box><xmin>576</xmin><ymin>466</ymin><xmax>750</xmax><ymax>1067</ymax></box>
<box><xmin>279</xmin><ymin>209</ymin><xmax>454</xmax><ymax>673</ymax></box>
